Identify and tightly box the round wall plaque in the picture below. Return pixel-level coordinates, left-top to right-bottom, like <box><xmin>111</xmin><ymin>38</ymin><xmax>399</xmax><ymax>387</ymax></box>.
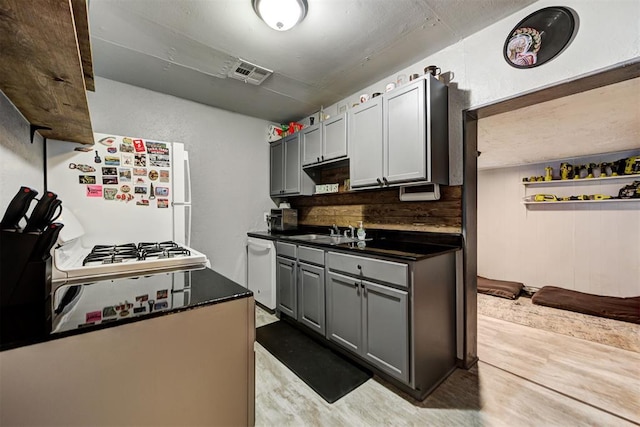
<box><xmin>504</xmin><ymin>6</ymin><xmax>577</xmax><ymax>69</ymax></box>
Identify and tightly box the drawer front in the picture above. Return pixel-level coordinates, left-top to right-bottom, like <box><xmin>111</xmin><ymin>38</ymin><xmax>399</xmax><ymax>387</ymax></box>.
<box><xmin>276</xmin><ymin>241</ymin><xmax>297</xmax><ymax>259</ymax></box>
<box><xmin>298</xmin><ymin>246</ymin><xmax>325</xmax><ymax>266</ymax></box>
<box><xmin>327</xmin><ymin>252</ymin><xmax>408</xmax><ymax>288</ymax></box>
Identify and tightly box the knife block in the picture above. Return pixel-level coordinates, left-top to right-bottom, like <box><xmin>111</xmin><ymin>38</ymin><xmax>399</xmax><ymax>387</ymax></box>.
<box><xmin>0</xmin><ymin>230</ymin><xmax>52</xmax><ymax>345</ymax></box>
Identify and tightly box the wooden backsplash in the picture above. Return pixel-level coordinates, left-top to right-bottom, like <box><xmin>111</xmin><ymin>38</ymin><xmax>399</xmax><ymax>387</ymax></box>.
<box><xmin>289</xmin><ymin>165</ymin><xmax>462</xmax><ymax>233</ymax></box>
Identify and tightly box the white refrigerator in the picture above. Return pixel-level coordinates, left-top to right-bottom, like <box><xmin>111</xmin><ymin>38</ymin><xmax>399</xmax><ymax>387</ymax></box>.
<box><xmin>46</xmin><ymin>132</ymin><xmax>192</xmax><ymax>247</ymax></box>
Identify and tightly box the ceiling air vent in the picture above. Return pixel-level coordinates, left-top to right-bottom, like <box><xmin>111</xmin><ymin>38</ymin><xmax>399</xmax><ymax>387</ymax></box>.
<box><xmin>228</xmin><ymin>59</ymin><xmax>272</xmax><ymax>85</ymax></box>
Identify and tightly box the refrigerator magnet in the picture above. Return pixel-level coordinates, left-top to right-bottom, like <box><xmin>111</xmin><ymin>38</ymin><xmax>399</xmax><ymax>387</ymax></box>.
<box><xmin>146</xmin><ymin>141</ymin><xmax>169</xmax><ymax>155</ymax></box>
<box><xmin>120</xmin><ymin>309</ymin><xmax>130</xmax><ymax>317</ymax></box>
<box><xmin>149</xmin><ymin>154</ymin><xmax>170</xmax><ymax>168</ymax></box>
<box><xmin>157</xmin><ymin>199</ymin><xmax>169</xmax><ymax>208</ymax></box>
<box><xmin>120</xmin><ymin>185</ymin><xmax>131</xmax><ymax>193</ymax></box>
<box><xmin>86</xmin><ymin>310</ymin><xmax>102</xmax><ymax>323</ymax></box>
<box><xmin>134</xmin><ymin>186</ymin><xmax>147</xmax><ymax>194</ymax></box>
<box><xmin>157</xmin><ymin>289</ymin><xmax>168</xmax><ymax>299</ymax></box>
<box><xmin>148</xmin><ymin>170</ymin><xmax>159</xmax><ymax>181</ymax></box>
<box><xmin>148</xmin><ymin>299</ymin><xmax>155</xmax><ymax>312</ymax></box>
<box><xmin>104</xmin><ymin>156</ymin><xmax>120</xmax><ymax>166</ymax></box>
<box><xmin>133</xmin><ymin>167</ymin><xmax>147</xmax><ymax>176</ymax></box>
<box><xmin>79</xmin><ymin>175</ymin><xmax>96</xmax><ymax>184</ymax></box>
<box><xmin>154</xmin><ymin>301</ymin><xmax>168</xmax><ymax>310</ymax></box>
<box><xmin>107</xmin><ymin>147</ymin><xmax>117</xmax><ymax>154</ymax></box>
<box><xmin>102</xmin><ymin>167</ymin><xmax>117</xmax><ymax>176</ymax></box>
<box><xmin>133</xmin><ymin>306</ymin><xmax>146</xmax><ymax>314</ymax></box>
<box><xmin>120</xmin><ymin>138</ymin><xmax>134</xmax><ymax>153</ymax></box>
<box><xmin>119</xmin><ymin>169</ymin><xmax>132</xmax><ymax>182</ymax></box>
<box><xmin>159</xmin><ymin>170</ymin><xmax>170</xmax><ymax>182</ymax></box>
<box><xmin>136</xmin><ymin>199</ymin><xmax>149</xmax><ymax>206</ymax></box>
<box><xmin>155</xmin><ymin>186</ymin><xmax>169</xmax><ymax>197</ymax></box>
<box><xmin>103</xmin><ymin>188</ymin><xmax>118</xmax><ymax>200</ymax></box>
<box><xmin>103</xmin><ymin>176</ymin><xmax>118</xmax><ymax>185</ymax></box>
<box><xmin>121</xmin><ymin>153</ymin><xmax>134</xmax><ymax>167</ymax></box>
<box><xmin>135</xmin><ymin>294</ymin><xmax>149</xmax><ymax>302</ymax></box>
<box><xmin>135</xmin><ymin>178</ymin><xmax>146</xmax><ymax>185</ymax></box>
<box><xmin>134</xmin><ymin>154</ymin><xmax>146</xmax><ymax>167</ymax></box>
<box><xmin>133</xmin><ymin>139</ymin><xmax>146</xmax><ymax>153</ymax></box>
<box><xmin>98</xmin><ymin>136</ymin><xmax>116</xmax><ymax>146</ymax></box>
<box><xmin>86</xmin><ymin>185</ymin><xmax>103</xmax><ymax>198</ymax></box>
<box><xmin>69</xmin><ymin>163</ymin><xmax>95</xmax><ymax>172</ymax></box>
<box><xmin>102</xmin><ymin>306</ymin><xmax>117</xmax><ymax>317</ymax></box>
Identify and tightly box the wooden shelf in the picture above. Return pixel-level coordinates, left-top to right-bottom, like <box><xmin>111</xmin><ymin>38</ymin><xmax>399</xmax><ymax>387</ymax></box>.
<box><xmin>0</xmin><ymin>0</ymin><xmax>94</xmax><ymax>144</ymax></box>
<box><xmin>522</xmin><ymin>199</ymin><xmax>640</xmax><ymax>205</ymax></box>
<box><xmin>523</xmin><ymin>174</ymin><xmax>640</xmax><ymax>186</ymax></box>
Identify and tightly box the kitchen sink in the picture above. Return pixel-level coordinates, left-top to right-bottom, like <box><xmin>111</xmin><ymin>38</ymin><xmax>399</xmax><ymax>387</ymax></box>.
<box><xmin>288</xmin><ymin>234</ymin><xmax>360</xmax><ymax>245</ymax></box>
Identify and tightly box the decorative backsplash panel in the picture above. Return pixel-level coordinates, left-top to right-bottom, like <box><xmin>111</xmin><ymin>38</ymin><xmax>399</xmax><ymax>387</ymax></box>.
<box><xmin>289</xmin><ymin>165</ymin><xmax>462</xmax><ymax>233</ymax></box>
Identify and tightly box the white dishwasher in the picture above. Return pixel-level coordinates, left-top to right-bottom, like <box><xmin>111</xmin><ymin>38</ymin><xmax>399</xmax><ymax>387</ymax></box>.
<box><xmin>246</xmin><ymin>237</ymin><xmax>276</xmax><ymax>310</ymax></box>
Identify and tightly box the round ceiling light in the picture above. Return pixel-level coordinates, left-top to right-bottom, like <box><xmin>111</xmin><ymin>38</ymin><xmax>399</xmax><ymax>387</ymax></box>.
<box><xmin>252</xmin><ymin>0</ymin><xmax>308</xmax><ymax>31</ymax></box>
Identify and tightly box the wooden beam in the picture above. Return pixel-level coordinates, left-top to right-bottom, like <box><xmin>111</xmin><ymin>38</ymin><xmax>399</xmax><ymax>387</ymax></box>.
<box><xmin>0</xmin><ymin>0</ymin><xmax>93</xmax><ymax>144</ymax></box>
<box><xmin>71</xmin><ymin>0</ymin><xmax>94</xmax><ymax>91</ymax></box>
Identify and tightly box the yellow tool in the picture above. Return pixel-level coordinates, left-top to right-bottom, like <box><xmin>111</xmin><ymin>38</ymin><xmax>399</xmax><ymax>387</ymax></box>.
<box><xmin>534</xmin><ymin>194</ymin><xmax>557</xmax><ymax>202</ymax></box>
<box><xmin>591</xmin><ymin>194</ymin><xmax>612</xmax><ymax>200</ymax></box>
<box><xmin>544</xmin><ymin>167</ymin><xmax>553</xmax><ymax>181</ymax></box>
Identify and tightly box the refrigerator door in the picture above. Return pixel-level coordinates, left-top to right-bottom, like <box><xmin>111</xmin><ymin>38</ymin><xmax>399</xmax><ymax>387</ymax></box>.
<box><xmin>171</xmin><ymin>143</ymin><xmax>191</xmax><ymax>246</ymax></box>
<box><xmin>46</xmin><ymin>134</ymin><xmax>175</xmax><ymax>246</ymax></box>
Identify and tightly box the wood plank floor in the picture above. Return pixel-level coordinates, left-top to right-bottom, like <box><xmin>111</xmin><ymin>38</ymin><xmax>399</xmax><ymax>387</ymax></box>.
<box><xmin>255</xmin><ymin>308</ymin><xmax>639</xmax><ymax>426</ymax></box>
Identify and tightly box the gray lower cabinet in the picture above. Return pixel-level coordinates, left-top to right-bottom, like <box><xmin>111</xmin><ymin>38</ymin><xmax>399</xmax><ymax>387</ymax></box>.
<box><xmin>326</xmin><ymin>271</ymin><xmax>362</xmax><ymax>353</ymax></box>
<box><xmin>298</xmin><ymin>262</ymin><xmax>325</xmax><ymax>335</ymax></box>
<box><xmin>326</xmin><ymin>270</ymin><xmax>409</xmax><ymax>383</ymax></box>
<box><xmin>276</xmin><ymin>256</ymin><xmax>296</xmax><ymax>318</ymax></box>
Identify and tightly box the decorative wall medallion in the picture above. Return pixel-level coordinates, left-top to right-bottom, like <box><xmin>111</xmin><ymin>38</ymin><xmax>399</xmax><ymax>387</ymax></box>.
<box><xmin>504</xmin><ymin>6</ymin><xmax>577</xmax><ymax>68</ymax></box>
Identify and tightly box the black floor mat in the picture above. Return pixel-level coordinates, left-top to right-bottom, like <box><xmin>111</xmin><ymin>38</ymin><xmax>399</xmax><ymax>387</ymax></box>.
<box><xmin>256</xmin><ymin>321</ymin><xmax>372</xmax><ymax>403</ymax></box>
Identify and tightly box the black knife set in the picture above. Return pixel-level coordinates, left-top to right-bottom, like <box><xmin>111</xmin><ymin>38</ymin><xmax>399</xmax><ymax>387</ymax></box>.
<box><xmin>0</xmin><ymin>187</ymin><xmax>63</xmax><ymax>345</ymax></box>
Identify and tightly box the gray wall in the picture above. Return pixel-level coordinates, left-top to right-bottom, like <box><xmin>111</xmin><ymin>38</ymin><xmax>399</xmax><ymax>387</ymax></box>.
<box><xmin>87</xmin><ymin>77</ymin><xmax>274</xmax><ymax>285</ymax></box>
<box><xmin>0</xmin><ymin>92</ymin><xmax>44</xmax><ymax>214</ymax></box>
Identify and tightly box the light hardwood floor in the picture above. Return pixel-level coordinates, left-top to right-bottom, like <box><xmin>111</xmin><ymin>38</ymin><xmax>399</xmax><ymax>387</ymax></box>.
<box><xmin>255</xmin><ymin>308</ymin><xmax>639</xmax><ymax>426</ymax></box>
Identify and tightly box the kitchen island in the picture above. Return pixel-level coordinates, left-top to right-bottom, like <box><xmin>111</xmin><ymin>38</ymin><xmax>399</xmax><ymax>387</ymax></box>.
<box><xmin>0</xmin><ymin>268</ymin><xmax>255</xmax><ymax>426</ymax></box>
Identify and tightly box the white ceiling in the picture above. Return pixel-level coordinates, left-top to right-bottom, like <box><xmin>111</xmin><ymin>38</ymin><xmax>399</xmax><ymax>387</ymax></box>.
<box><xmin>477</xmin><ymin>77</ymin><xmax>640</xmax><ymax>169</ymax></box>
<box><xmin>88</xmin><ymin>0</ymin><xmax>535</xmax><ymax>123</ymax></box>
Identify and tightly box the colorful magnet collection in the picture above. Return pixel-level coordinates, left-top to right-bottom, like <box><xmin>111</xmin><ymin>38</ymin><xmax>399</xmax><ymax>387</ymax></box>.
<box><xmin>70</xmin><ymin>135</ymin><xmax>172</xmax><ymax>208</ymax></box>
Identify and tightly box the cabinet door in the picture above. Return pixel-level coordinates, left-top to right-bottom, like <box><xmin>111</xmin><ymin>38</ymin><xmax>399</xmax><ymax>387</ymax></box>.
<box><xmin>269</xmin><ymin>141</ymin><xmax>284</xmax><ymax>196</ymax></box>
<box><xmin>326</xmin><ymin>271</ymin><xmax>362</xmax><ymax>353</ymax></box>
<box><xmin>276</xmin><ymin>256</ymin><xmax>297</xmax><ymax>318</ymax></box>
<box><xmin>283</xmin><ymin>134</ymin><xmax>301</xmax><ymax>194</ymax></box>
<box><xmin>349</xmin><ymin>98</ymin><xmax>384</xmax><ymax>188</ymax></box>
<box><xmin>301</xmin><ymin>125</ymin><xmax>323</xmax><ymax>166</ymax></box>
<box><xmin>322</xmin><ymin>113</ymin><xmax>347</xmax><ymax>162</ymax></box>
<box><xmin>362</xmin><ymin>280</ymin><xmax>409</xmax><ymax>383</ymax></box>
<box><xmin>298</xmin><ymin>262</ymin><xmax>325</xmax><ymax>335</ymax></box>
<box><xmin>384</xmin><ymin>79</ymin><xmax>426</xmax><ymax>184</ymax></box>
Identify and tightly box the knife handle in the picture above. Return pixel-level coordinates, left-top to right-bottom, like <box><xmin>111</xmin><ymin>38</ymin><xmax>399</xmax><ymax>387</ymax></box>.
<box><xmin>30</xmin><ymin>222</ymin><xmax>64</xmax><ymax>261</ymax></box>
<box><xmin>0</xmin><ymin>186</ymin><xmax>39</xmax><ymax>230</ymax></box>
<box><xmin>23</xmin><ymin>191</ymin><xmax>58</xmax><ymax>233</ymax></box>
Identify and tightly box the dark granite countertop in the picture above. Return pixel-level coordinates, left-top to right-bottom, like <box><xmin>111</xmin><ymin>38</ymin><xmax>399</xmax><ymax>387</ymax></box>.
<box><xmin>0</xmin><ymin>268</ymin><xmax>252</xmax><ymax>352</ymax></box>
<box><xmin>248</xmin><ymin>229</ymin><xmax>462</xmax><ymax>261</ymax></box>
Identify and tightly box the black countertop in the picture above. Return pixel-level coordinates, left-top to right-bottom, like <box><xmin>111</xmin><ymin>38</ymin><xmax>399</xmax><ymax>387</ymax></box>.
<box><xmin>248</xmin><ymin>229</ymin><xmax>462</xmax><ymax>261</ymax></box>
<box><xmin>0</xmin><ymin>268</ymin><xmax>252</xmax><ymax>352</ymax></box>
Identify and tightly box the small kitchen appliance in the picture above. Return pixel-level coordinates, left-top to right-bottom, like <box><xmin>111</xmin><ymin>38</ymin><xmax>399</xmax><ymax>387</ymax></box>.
<box><xmin>269</xmin><ymin>208</ymin><xmax>298</xmax><ymax>231</ymax></box>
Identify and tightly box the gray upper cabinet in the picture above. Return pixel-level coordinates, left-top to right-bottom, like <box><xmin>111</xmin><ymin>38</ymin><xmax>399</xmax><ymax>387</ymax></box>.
<box><xmin>270</xmin><ymin>133</ymin><xmax>314</xmax><ymax>196</ymax></box>
<box><xmin>350</xmin><ymin>76</ymin><xmax>448</xmax><ymax>189</ymax></box>
<box><xmin>322</xmin><ymin>113</ymin><xmax>348</xmax><ymax>162</ymax></box>
<box><xmin>302</xmin><ymin>113</ymin><xmax>348</xmax><ymax>167</ymax></box>
<box><xmin>350</xmin><ymin>97</ymin><xmax>384</xmax><ymax>188</ymax></box>
<box><xmin>269</xmin><ymin>140</ymin><xmax>284</xmax><ymax>195</ymax></box>
<box><xmin>301</xmin><ymin>124</ymin><xmax>323</xmax><ymax>166</ymax></box>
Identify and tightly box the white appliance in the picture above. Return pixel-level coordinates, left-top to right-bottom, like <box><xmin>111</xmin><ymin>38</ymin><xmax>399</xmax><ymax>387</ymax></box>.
<box><xmin>247</xmin><ymin>237</ymin><xmax>276</xmax><ymax>310</ymax></box>
<box><xmin>46</xmin><ymin>133</ymin><xmax>208</xmax><ymax>285</ymax></box>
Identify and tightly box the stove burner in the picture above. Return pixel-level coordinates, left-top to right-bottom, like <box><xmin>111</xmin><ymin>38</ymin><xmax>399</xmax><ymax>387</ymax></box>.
<box><xmin>82</xmin><ymin>241</ymin><xmax>190</xmax><ymax>266</ymax></box>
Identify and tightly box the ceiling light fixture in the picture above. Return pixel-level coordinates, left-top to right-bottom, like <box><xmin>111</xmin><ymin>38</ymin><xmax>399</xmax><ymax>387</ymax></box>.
<box><xmin>252</xmin><ymin>0</ymin><xmax>308</xmax><ymax>31</ymax></box>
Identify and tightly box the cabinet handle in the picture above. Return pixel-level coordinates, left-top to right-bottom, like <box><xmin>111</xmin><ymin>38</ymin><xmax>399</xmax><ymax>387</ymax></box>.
<box><xmin>382</xmin><ymin>177</ymin><xmax>389</xmax><ymax>186</ymax></box>
<box><xmin>376</xmin><ymin>178</ymin><xmax>383</xmax><ymax>186</ymax></box>
<box><xmin>357</xmin><ymin>265</ymin><xmax>362</xmax><ymax>270</ymax></box>
<box><xmin>321</xmin><ymin>155</ymin><xmax>324</xmax><ymax>161</ymax></box>
<box><xmin>317</xmin><ymin>157</ymin><xmax>320</xmax><ymax>163</ymax></box>
<box><xmin>354</xmin><ymin>282</ymin><xmax>359</xmax><ymax>288</ymax></box>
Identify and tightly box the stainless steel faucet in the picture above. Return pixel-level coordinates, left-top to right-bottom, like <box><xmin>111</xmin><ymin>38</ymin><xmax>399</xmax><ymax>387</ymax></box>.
<box><xmin>330</xmin><ymin>224</ymin><xmax>339</xmax><ymax>236</ymax></box>
<box><xmin>348</xmin><ymin>225</ymin><xmax>355</xmax><ymax>238</ymax></box>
